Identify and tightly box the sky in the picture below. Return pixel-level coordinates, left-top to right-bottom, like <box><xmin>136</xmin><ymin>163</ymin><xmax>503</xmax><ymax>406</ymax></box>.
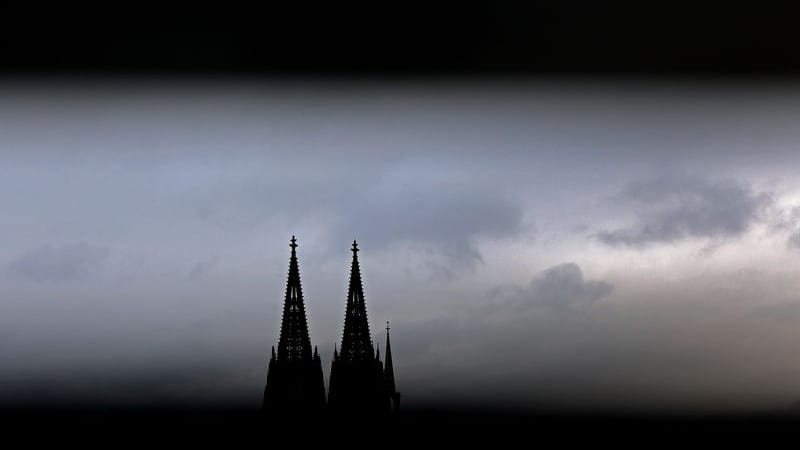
<box><xmin>4</xmin><ymin>78</ymin><xmax>800</xmax><ymax>413</ymax></box>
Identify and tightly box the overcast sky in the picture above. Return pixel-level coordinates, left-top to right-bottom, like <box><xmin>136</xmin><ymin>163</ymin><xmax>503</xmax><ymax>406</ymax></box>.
<box><xmin>4</xmin><ymin>79</ymin><xmax>800</xmax><ymax>413</ymax></box>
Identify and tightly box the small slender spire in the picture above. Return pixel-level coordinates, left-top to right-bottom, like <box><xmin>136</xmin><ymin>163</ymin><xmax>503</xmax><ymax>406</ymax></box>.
<box><xmin>271</xmin><ymin>345</ymin><xmax>276</xmax><ymax>359</ymax></box>
<box><xmin>384</xmin><ymin>320</ymin><xmax>396</xmax><ymax>395</ymax></box>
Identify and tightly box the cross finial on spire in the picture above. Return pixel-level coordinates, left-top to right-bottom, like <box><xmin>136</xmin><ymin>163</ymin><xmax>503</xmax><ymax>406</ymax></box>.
<box><xmin>386</xmin><ymin>320</ymin><xmax>390</xmax><ymax>332</ymax></box>
<box><xmin>351</xmin><ymin>239</ymin><xmax>359</xmax><ymax>254</ymax></box>
<box><xmin>290</xmin><ymin>235</ymin><xmax>298</xmax><ymax>250</ymax></box>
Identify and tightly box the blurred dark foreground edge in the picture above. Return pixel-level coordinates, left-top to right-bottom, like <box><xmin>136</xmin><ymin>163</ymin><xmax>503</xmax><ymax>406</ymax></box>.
<box><xmin>2</xmin><ymin>407</ymin><xmax>799</xmax><ymax>445</ymax></box>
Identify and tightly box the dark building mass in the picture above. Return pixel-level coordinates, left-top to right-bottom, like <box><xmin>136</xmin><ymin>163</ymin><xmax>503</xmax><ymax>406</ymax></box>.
<box><xmin>264</xmin><ymin>238</ymin><xmax>399</xmax><ymax>415</ymax></box>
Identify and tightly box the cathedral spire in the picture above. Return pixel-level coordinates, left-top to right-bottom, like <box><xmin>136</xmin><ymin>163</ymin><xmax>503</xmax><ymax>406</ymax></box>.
<box><xmin>328</xmin><ymin>240</ymin><xmax>390</xmax><ymax>412</ymax></box>
<box><xmin>263</xmin><ymin>236</ymin><xmax>326</xmax><ymax>413</ymax></box>
<box><xmin>384</xmin><ymin>321</ymin><xmax>396</xmax><ymax>396</ymax></box>
<box><xmin>339</xmin><ymin>240</ymin><xmax>375</xmax><ymax>362</ymax></box>
<box><xmin>276</xmin><ymin>235</ymin><xmax>313</xmax><ymax>362</ymax></box>
<box><xmin>384</xmin><ymin>321</ymin><xmax>400</xmax><ymax>412</ymax></box>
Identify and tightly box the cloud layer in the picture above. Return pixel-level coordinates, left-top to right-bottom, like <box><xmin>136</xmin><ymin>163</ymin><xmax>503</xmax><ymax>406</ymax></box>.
<box><xmin>3</xmin><ymin>81</ymin><xmax>800</xmax><ymax>412</ymax></box>
<box><xmin>7</xmin><ymin>242</ymin><xmax>109</xmax><ymax>283</ymax></box>
<box><xmin>596</xmin><ymin>175</ymin><xmax>771</xmax><ymax>247</ymax></box>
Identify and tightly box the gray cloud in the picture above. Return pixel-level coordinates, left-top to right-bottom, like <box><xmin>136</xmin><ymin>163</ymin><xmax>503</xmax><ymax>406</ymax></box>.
<box><xmin>392</xmin><ymin>262</ymin><xmax>620</xmax><ymax>408</ymax></box>
<box><xmin>596</xmin><ymin>175</ymin><xmax>771</xmax><ymax>247</ymax></box>
<box><xmin>398</xmin><ymin>262</ymin><xmax>614</xmax><ymax>367</ymax></box>
<box><xmin>7</xmin><ymin>242</ymin><xmax>109</xmax><ymax>283</ymax></box>
<box><xmin>523</xmin><ymin>263</ymin><xmax>614</xmax><ymax>310</ymax></box>
<box><xmin>393</xmin><ymin>266</ymin><xmax>800</xmax><ymax>412</ymax></box>
<box><xmin>329</xmin><ymin>167</ymin><xmax>527</xmax><ymax>273</ymax></box>
<box><xmin>483</xmin><ymin>262</ymin><xmax>613</xmax><ymax>315</ymax></box>
<box><xmin>773</xmin><ymin>206</ymin><xmax>800</xmax><ymax>250</ymax></box>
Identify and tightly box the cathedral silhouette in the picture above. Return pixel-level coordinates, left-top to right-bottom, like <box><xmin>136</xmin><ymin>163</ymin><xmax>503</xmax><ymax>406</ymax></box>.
<box><xmin>263</xmin><ymin>237</ymin><xmax>400</xmax><ymax>414</ymax></box>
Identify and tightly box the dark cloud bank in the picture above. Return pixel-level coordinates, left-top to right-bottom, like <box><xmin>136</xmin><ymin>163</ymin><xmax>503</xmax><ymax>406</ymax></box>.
<box><xmin>596</xmin><ymin>175</ymin><xmax>772</xmax><ymax>247</ymax></box>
